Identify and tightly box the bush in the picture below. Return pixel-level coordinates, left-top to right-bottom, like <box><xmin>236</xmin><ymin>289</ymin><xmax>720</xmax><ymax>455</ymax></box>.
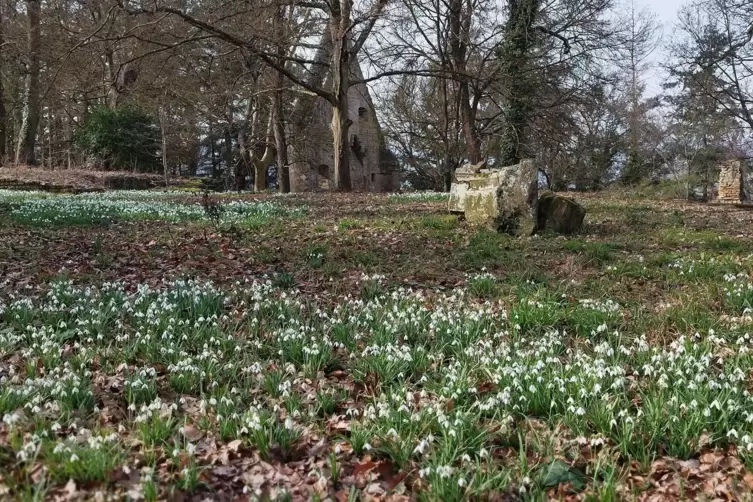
<box><xmin>74</xmin><ymin>106</ymin><xmax>160</xmax><ymax>172</ymax></box>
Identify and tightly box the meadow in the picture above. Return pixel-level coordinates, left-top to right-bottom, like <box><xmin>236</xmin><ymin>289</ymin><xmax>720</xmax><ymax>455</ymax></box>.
<box><xmin>2</xmin><ymin>188</ymin><xmax>753</xmax><ymax>501</ymax></box>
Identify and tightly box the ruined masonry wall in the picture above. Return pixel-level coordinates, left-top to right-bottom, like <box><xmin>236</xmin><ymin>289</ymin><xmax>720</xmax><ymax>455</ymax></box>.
<box><xmin>288</xmin><ymin>60</ymin><xmax>400</xmax><ymax>193</ymax></box>
<box><xmin>718</xmin><ymin>160</ymin><xmax>743</xmax><ymax>202</ymax></box>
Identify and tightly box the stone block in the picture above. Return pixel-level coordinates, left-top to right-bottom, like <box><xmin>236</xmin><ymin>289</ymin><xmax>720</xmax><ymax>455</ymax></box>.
<box><xmin>448</xmin><ymin>159</ymin><xmax>538</xmax><ymax>235</ymax></box>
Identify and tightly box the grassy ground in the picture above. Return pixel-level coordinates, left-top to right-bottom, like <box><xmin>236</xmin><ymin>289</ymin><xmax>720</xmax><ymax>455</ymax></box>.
<box><xmin>2</xmin><ymin>189</ymin><xmax>753</xmax><ymax>500</ymax></box>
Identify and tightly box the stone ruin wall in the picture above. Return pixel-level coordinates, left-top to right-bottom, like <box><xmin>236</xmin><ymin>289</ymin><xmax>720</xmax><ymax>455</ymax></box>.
<box><xmin>717</xmin><ymin>159</ymin><xmax>752</xmax><ymax>204</ymax></box>
<box><xmin>718</xmin><ymin>160</ymin><xmax>743</xmax><ymax>202</ymax></box>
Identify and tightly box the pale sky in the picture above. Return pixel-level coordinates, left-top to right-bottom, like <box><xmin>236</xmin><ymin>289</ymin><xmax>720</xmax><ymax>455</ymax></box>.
<box><xmin>653</xmin><ymin>0</ymin><xmax>684</xmax><ymax>24</ymax></box>
<box><xmin>646</xmin><ymin>0</ymin><xmax>686</xmax><ymax>94</ymax></box>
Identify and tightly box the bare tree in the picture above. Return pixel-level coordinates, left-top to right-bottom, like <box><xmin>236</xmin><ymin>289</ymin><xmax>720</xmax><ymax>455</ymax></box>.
<box><xmin>377</xmin><ymin>0</ymin><xmax>622</xmax><ymax>181</ymax></box>
<box><xmin>618</xmin><ymin>0</ymin><xmax>661</xmax><ymax>184</ymax></box>
<box><xmin>383</xmin><ymin>74</ymin><xmax>463</xmax><ymax>190</ymax></box>
<box><xmin>673</xmin><ymin>0</ymin><xmax>753</xmax><ymax>136</ymax></box>
<box><xmin>117</xmin><ymin>0</ymin><xmax>389</xmax><ymax>191</ymax></box>
<box><xmin>15</xmin><ymin>0</ymin><xmax>40</xmax><ymax>165</ymax></box>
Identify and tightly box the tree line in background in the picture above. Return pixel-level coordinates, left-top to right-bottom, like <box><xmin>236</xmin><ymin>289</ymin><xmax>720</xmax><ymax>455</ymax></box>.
<box><xmin>0</xmin><ymin>0</ymin><xmax>750</xmax><ymax>193</ymax></box>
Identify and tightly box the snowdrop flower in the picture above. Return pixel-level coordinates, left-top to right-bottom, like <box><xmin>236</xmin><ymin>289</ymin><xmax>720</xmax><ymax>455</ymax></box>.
<box><xmin>436</xmin><ymin>465</ymin><xmax>454</xmax><ymax>478</ymax></box>
<box><xmin>413</xmin><ymin>440</ymin><xmax>429</xmax><ymax>455</ymax></box>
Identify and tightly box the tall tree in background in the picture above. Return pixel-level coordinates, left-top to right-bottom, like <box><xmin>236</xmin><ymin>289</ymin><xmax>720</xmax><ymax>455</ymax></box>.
<box><xmin>447</xmin><ymin>0</ymin><xmax>482</xmax><ymax>164</ymax></box>
<box><xmin>374</xmin><ymin>0</ymin><xmax>496</xmax><ymax>188</ymax></box>
<box><xmin>0</xmin><ymin>1</ymin><xmax>7</xmax><ymax>163</ymax></box>
<box><xmin>15</xmin><ymin>0</ymin><xmax>40</xmax><ymax>165</ymax></box>
<box><xmin>497</xmin><ymin>0</ymin><xmax>542</xmax><ymax>166</ymax></box>
<box><xmin>272</xmin><ymin>6</ymin><xmax>290</xmax><ymax>193</ymax></box>
<box><xmin>666</xmin><ymin>19</ymin><xmax>744</xmax><ymax>198</ymax></box>
<box><xmin>493</xmin><ymin>0</ymin><xmax>619</xmax><ymax>167</ymax></box>
<box><xmin>378</xmin><ymin>0</ymin><xmax>621</xmax><ymax>182</ymax></box>
<box><xmin>619</xmin><ymin>0</ymin><xmax>660</xmax><ymax>184</ymax></box>
<box><xmin>383</xmin><ymin>73</ymin><xmax>464</xmax><ymax>191</ymax></box>
<box><xmin>119</xmin><ymin>0</ymin><xmax>389</xmax><ymax>191</ymax></box>
<box><xmin>673</xmin><ymin>0</ymin><xmax>753</xmax><ymax>136</ymax></box>
<box><xmin>557</xmin><ymin>81</ymin><xmax>625</xmax><ymax>190</ymax></box>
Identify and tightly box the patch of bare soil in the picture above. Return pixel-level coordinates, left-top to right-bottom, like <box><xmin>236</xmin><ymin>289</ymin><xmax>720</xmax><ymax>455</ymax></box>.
<box><xmin>0</xmin><ymin>166</ymin><xmax>165</xmax><ymax>192</ymax></box>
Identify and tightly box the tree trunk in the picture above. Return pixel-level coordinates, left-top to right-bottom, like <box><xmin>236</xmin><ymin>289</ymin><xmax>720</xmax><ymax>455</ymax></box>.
<box><xmin>39</xmin><ymin>108</ymin><xmax>45</xmax><ymax>168</ymax></box>
<box><xmin>271</xmin><ymin>7</ymin><xmax>291</xmax><ymax>193</ymax></box>
<box><xmin>210</xmin><ymin>131</ymin><xmax>216</xmax><ymax>177</ymax></box>
<box><xmin>160</xmin><ymin>106</ymin><xmax>170</xmax><ymax>187</ymax></box>
<box><xmin>65</xmin><ymin>114</ymin><xmax>72</xmax><ymax>169</ymax></box>
<box><xmin>539</xmin><ymin>168</ymin><xmax>551</xmax><ymax>189</ymax></box>
<box><xmin>224</xmin><ymin>129</ymin><xmax>237</xmax><ymax>188</ymax></box>
<box><xmin>329</xmin><ymin>0</ymin><xmax>353</xmax><ymax>192</ymax></box>
<box><xmin>253</xmin><ymin>109</ymin><xmax>275</xmax><ymax>192</ymax></box>
<box><xmin>443</xmin><ymin>159</ymin><xmax>453</xmax><ymax>192</ymax></box>
<box><xmin>6</xmin><ymin>108</ymin><xmax>14</xmax><ymax>162</ymax></box>
<box><xmin>459</xmin><ymin>86</ymin><xmax>482</xmax><ymax>163</ymax></box>
<box><xmin>622</xmin><ymin>0</ymin><xmax>643</xmax><ymax>184</ymax></box>
<box><xmin>238</xmin><ymin>132</ymin><xmax>252</xmax><ymax>190</ymax></box>
<box><xmin>331</xmin><ymin>94</ymin><xmax>352</xmax><ymax>192</ymax></box>
<box><xmin>238</xmin><ymin>99</ymin><xmax>254</xmax><ymax>191</ymax></box>
<box><xmin>105</xmin><ymin>49</ymin><xmax>119</xmax><ymax>109</ymax></box>
<box><xmin>253</xmin><ymin>162</ymin><xmax>266</xmax><ymax>191</ymax></box>
<box><xmin>15</xmin><ymin>0</ymin><xmax>41</xmax><ymax>166</ymax></box>
<box><xmin>273</xmin><ymin>91</ymin><xmax>289</xmax><ymax>193</ymax></box>
<box><xmin>499</xmin><ymin>0</ymin><xmax>540</xmax><ymax>167</ymax></box>
<box><xmin>0</xmin><ymin>88</ymin><xmax>6</xmax><ymax>164</ymax></box>
<box><xmin>0</xmin><ymin>2</ymin><xmax>6</xmax><ymax>164</ymax></box>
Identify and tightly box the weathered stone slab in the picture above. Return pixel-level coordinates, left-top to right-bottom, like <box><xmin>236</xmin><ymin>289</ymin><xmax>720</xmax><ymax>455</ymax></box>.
<box><xmin>448</xmin><ymin>159</ymin><xmax>538</xmax><ymax>235</ymax></box>
<box><xmin>536</xmin><ymin>192</ymin><xmax>585</xmax><ymax>234</ymax></box>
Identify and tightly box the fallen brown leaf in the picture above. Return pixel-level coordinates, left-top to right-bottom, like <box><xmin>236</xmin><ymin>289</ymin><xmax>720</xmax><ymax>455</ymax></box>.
<box><xmin>181</xmin><ymin>424</ymin><xmax>203</xmax><ymax>441</ymax></box>
<box><xmin>353</xmin><ymin>457</ymin><xmax>379</xmax><ymax>478</ymax></box>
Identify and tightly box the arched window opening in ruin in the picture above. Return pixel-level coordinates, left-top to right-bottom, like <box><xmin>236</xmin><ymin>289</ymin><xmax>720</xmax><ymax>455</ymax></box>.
<box><xmin>358</xmin><ymin>107</ymin><xmax>367</xmax><ymax>117</ymax></box>
<box><xmin>317</xmin><ymin>164</ymin><xmax>330</xmax><ymax>179</ymax></box>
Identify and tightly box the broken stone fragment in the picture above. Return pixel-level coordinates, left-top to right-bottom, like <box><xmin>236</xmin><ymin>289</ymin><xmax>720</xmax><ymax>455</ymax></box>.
<box><xmin>535</xmin><ymin>192</ymin><xmax>585</xmax><ymax>234</ymax></box>
<box><xmin>455</xmin><ymin>160</ymin><xmax>487</xmax><ymax>175</ymax></box>
<box><xmin>449</xmin><ymin>159</ymin><xmax>538</xmax><ymax>235</ymax></box>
